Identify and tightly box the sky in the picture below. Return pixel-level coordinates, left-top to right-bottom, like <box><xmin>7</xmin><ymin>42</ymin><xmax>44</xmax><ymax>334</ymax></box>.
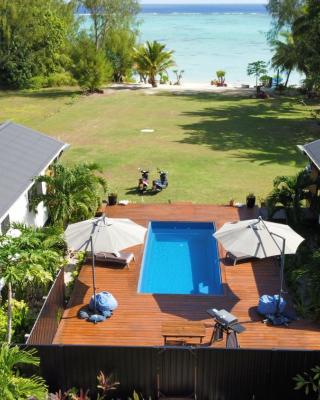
<box><xmin>140</xmin><ymin>0</ymin><xmax>268</xmax><ymax>3</ymax></box>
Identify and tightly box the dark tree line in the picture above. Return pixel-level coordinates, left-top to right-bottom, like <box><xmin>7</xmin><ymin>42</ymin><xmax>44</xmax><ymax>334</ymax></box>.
<box><xmin>0</xmin><ymin>0</ymin><xmax>140</xmax><ymax>91</ymax></box>
<box><xmin>268</xmin><ymin>0</ymin><xmax>320</xmax><ymax>91</ymax></box>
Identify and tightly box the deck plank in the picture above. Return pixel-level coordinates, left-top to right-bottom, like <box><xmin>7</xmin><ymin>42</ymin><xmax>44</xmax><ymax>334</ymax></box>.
<box><xmin>53</xmin><ymin>204</ymin><xmax>320</xmax><ymax>349</ymax></box>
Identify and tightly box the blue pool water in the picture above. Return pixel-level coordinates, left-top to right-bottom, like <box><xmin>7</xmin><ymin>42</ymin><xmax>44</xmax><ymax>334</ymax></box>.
<box><xmin>138</xmin><ymin>221</ymin><xmax>222</xmax><ymax>295</ymax></box>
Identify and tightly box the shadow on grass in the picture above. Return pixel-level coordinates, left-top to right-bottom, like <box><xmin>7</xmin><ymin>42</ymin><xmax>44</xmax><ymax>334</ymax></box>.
<box><xmin>0</xmin><ymin>88</ymin><xmax>81</xmax><ymax>99</ymax></box>
<box><xmin>125</xmin><ymin>186</ymin><xmax>158</xmax><ymax>197</ymax></box>
<box><xmin>175</xmin><ymin>96</ymin><xmax>318</xmax><ymax>166</ymax></box>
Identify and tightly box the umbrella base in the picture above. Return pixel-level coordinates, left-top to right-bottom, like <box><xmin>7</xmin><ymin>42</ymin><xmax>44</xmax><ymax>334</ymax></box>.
<box><xmin>263</xmin><ymin>313</ymin><xmax>291</xmax><ymax>326</ymax></box>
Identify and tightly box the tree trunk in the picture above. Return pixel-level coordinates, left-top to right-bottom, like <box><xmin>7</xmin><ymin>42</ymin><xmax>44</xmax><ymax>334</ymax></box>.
<box><xmin>150</xmin><ymin>74</ymin><xmax>157</xmax><ymax>87</ymax></box>
<box><xmin>6</xmin><ymin>282</ymin><xmax>13</xmax><ymax>344</ymax></box>
<box><xmin>284</xmin><ymin>69</ymin><xmax>292</xmax><ymax>88</ymax></box>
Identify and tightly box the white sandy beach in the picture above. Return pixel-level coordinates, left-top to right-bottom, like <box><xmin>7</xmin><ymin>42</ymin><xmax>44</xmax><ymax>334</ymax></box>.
<box><xmin>109</xmin><ymin>82</ymin><xmax>255</xmax><ymax>95</ymax></box>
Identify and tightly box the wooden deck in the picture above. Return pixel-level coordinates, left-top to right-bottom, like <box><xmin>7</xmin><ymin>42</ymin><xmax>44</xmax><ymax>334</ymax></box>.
<box><xmin>53</xmin><ymin>204</ymin><xmax>320</xmax><ymax>349</ymax></box>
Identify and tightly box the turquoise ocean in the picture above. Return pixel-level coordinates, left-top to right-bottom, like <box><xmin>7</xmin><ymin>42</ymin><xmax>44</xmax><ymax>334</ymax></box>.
<box><xmin>138</xmin><ymin>3</ymin><xmax>301</xmax><ymax>85</ymax></box>
<box><xmin>79</xmin><ymin>3</ymin><xmax>301</xmax><ymax>85</ymax></box>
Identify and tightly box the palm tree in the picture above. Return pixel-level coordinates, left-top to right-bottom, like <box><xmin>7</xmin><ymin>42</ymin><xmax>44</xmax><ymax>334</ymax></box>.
<box><xmin>0</xmin><ymin>225</ymin><xmax>63</xmax><ymax>343</ymax></box>
<box><xmin>271</xmin><ymin>32</ymin><xmax>300</xmax><ymax>87</ymax></box>
<box><xmin>133</xmin><ymin>41</ymin><xmax>175</xmax><ymax>87</ymax></box>
<box><xmin>31</xmin><ymin>162</ymin><xmax>107</xmax><ymax>227</ymax></box>
<box><xmin>0</xmin><ymin>343</ymin><xmax>48</xmax><ymax>399</ymax></box>
<box><xmin>267</xmin><ymin>169</ymin><xmax>312</xmax><ymax>224</ymax></box>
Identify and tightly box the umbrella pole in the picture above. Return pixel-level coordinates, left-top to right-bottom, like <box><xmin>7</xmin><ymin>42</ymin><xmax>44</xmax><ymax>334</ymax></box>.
<box><xmin>90</xmin><ymin>235</ymin><xmax>97</xmax><ymax>313</ymax></box>
<box><xmin>258</xmin><ymin>219</ymin><xmax>286</xmax><ymax>314</ymax></box>
<box><xmin>280</xmin><ymin>238</ymin><xmax>286</xmax><ymax>296</ymax></box>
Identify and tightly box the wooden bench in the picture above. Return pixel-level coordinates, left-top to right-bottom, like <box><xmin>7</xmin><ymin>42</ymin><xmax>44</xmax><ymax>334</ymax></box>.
<box><xmin>161</xmin><ymin>321</ymin><xmax>206</xmax><ymax>346</ymax></box>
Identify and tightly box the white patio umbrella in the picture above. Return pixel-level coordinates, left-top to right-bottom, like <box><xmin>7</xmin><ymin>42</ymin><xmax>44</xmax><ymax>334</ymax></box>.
<box><xmin>64</xmin><ymin>216</ymin><xmax>147</xmax><ymax>253</ymax></box>
<box><xmin>214</xmin><ymin>217</ymin><xmax>304</xmax><ymax>298</ymax></box>
<box><xmin>64</xmin><ymin>216</ymin><xmax>147</xmax><ymax>311</ymax></box>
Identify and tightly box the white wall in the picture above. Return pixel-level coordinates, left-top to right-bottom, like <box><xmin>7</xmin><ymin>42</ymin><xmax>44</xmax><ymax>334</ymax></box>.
<box><xmin>0</xmin><ymin>180</ymin><xmax>48</xmax><ymax>233</ymax></box>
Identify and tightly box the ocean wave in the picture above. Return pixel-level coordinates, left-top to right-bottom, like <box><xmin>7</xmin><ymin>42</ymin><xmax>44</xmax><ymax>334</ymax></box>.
<box><xmin>140</xmin><ymin>12</ymin><xmax>264</xmax><ymax>16</ymax></box>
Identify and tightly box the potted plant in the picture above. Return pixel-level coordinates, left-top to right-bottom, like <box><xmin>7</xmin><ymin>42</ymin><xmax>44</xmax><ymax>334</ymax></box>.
<box><xmin>259</xmin><ymin>197</ymin><xmax>267</xmax><ymax>207</ymax></box>
<box><xmin>246</xmin><ymin>193</ymin><xmax>256</xmax><ymax>208</ymax></box>
<box><xmin>108</xmin><ymin>191</ymin><xmax>118</xmax><ymax>206</ymax></box>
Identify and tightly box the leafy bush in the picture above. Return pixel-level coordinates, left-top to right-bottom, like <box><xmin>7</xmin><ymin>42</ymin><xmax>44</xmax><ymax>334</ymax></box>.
<box><xmin>28</xmin><ymin>75</ymin><xmax>48</xmax><ymax>89</ymax></box>
<box><xmin>72</xmin><ymin>33</ymin><xmax>113</xmax><ymax>93</ymax></box>
<box><xmin>31</xmin><ymin>163</ymin><xmax>107</xmax><ymax>227</ymax></box>
<box><xmin>260</xmin><ymin>74</ymin><xmax>272</xmax><ymax>87</ymax></box>
<box><xmin>47</xmin><ymin>72</ymin><xmax>77</xmax><ymax>87</ymax></box>
<box><xmin>0</xmin><ymin>344</ymin><xmax>48</xmax><ymax>399</ymax></box>
<box><xmin>0</xmin><ymin>300</ymin><xmax>33</xmax><ymax>343</ymax></box>
<box><xmin>286</xmin><ymin>239</ymin><xmax>320</xmax><ymax>321</ymax></box>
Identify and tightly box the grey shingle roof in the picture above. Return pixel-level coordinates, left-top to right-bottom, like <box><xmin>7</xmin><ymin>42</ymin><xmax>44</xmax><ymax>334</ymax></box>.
<box><xmin>303</xmin><ymin>139</ymin><xmax>320</xmax><ymax>170</ymax></box>
<box><xmin>0</xmin><ymin>121</ymin><xmax>68</xmax><ymax>219</ymax></box>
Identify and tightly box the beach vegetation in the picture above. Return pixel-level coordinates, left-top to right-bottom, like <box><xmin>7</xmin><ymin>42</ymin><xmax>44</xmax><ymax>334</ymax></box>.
<box><xmin>71</xmin><ymin>32</ymin><xmax>113</xmax><ymax>92</ymax></box>
<box><xmin>268</xmin><ymin>0</ymin><xmax>320</xmax><ymax>93</ymax></box>
<box><xmin>271</xmin><ymin>32</ymin><xmax>300</xmax><ymax>88</ymax></box>
<box><xmin>31</xmin><ymin>163</ymin><xmax>107</xmax><ymax>227</ymax></box>
<box><xmin>216</xmin><ymin>70</ymin><xmax>226</xmax><ymax>86</ymax></box>
<box><xmin>133</xmin><ymin>41</ymin><xmax>175</xmax><ymax>87</ymax></box>
<box><xmin>79</xmin><ymin>0</ymin><xmax>140</xmax><ymax>50</ymax></box>
<box><xmin>159</xmin><ymin>71</ymin><xmax>169</xmax><ymax>84</ymax></box>
<box><xmin>267</xmin><ymin>0</ymin><xmax>306</xmax><ymax>36</ymax></box>
<box><xmin>292</xmin><ymin>0</ymin><xmax>320</xmax><ymax>93</ymax></box>
<box><xmin>105</xmin><ymin>28</ymin><xmax>137</xmax><ymax>83</ymax></box>
<box><xmin>173</xmin><ymin>69</ymin><xmax>185</xmax><ymax>86</ymax></box>
<box><xmin>247</xmin><ymin>60</ymin><xmax>268</xmax><ymax>93</ymax></box>
<box><xmin>260</xmin><ymin>74</ymin><xmax>272</xmax><ymax>87</ymax></box>
<box><xmin>0</xmin><ymin>343</ymin><xmax>48</xmax><ymax>399</ymax></box>
<box><xmin>0</xmin><ymin>0</ymin><xmax>77</xmax><ymax>89</ymax></box>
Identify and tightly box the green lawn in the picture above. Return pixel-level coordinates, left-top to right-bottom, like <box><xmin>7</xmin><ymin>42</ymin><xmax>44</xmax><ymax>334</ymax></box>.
<box><xmin>0</xmin><ymin>88</ymin><xmax>318</xmax><ymax>204</ymax></box>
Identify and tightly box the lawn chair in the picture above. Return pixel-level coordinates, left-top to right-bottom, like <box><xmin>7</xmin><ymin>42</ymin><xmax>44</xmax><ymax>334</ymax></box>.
<box><xmin>86</xmin><ymin>251</ymin><xmax>134</xmax><ymax>268</ymax></box>
<box><xmin>226</xmin><ymin>251</ymin><xmax>254</xmax><ymax>266</ymax></box>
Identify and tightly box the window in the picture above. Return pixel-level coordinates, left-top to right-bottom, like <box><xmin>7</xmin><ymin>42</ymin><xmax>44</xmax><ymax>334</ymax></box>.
<box><xmin>0</xmin><ymin>215</ymin><xmax>10</xmax><ymax>235</ymax></box>
<box><xmin>36</xmin><ymin>182</ymin><xmax>44</xmax><ymax>196</ymax></box>
<box><xmin>28</xmin><ymin>181</ymin><xmax>44</xmax><ymax>211</ymax></box>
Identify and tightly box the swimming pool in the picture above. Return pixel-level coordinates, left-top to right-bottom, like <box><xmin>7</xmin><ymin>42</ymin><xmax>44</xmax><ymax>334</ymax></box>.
<box><xmin>138</xmin><ymin>221</ymin><xmax>222</xmax><ymax>295</ymax></box>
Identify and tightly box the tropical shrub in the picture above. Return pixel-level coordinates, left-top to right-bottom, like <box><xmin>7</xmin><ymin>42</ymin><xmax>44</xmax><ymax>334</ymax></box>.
<box><xmin>0</xmin><ymin>224</ymin><xmax>64</xmax><ymax>342</ymax></box>
<box><xmin>260</xmin><ymin>74</ymin><xmax>272</xmax><ymax>87</ymax></box>
<box><xmin>47</xmin><ymin>72</ymin><xmax>77</xmax><ymax>87</ymax></box>
<box><xmin>32</xmin><ymin>163</ymin><xmax>107</xmax><ymax>227</ymax></box>
<box><xmin>105</xmin><ymin>29</ymin><xmax>137</xmax><ymax>82</ymax></box>
<box><xmin>247</xmin><ymin>60</ymin><xmax>268</xmax><ymax>93</ymax></box>
<box><xmin>286</xmin><ymin>243</ymin><xmax>320</xmax><ymax>320</ymax></box>
<box><xmin>159</xmin><ymin>71</ymin><xmax>169</xmax><ymax>84</ymax></box>
<box><xmin>216</xmin><ymin>70</ymin><xmax>226</xmax><ymax>86</ymax></box>
<box><xmin>0</xmin><ymin>0</ymin><xmax>76</xmax><ymax>89</ymax></box>
<box><xmin>266</xmin><ymin>169</ymin><xmax>312</xmax><ymax>224</ymax></box>
<box><xmin>173</xmin><ymin>69</ymin><xmax>184</xmax><ymax>85</ymax></box>
<box><xmin>294</xmin><ymin>365</ymin><xmax>320</xmax><ymax>398</ymax></box>
<box><xmin>72</xmin><ymin>33</ymin><xmax>113</xmax><ymax>93</ymax></box>
<box><xmin>0</xmin><ymin>300</ymin><xmax>32</xmax><ymax>343</ymax></box>
<box><xmin>271</xmin><ymin>32</ymin><xmax>300</xmax><ymax>88</ymax></box>
<box><xmin>0</xmin><ymin>343</ymin><xmax>48</xmax><ymax>399</ymax></box>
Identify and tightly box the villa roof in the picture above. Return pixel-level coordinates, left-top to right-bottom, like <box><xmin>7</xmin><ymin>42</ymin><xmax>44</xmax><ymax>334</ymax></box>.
<box><xmin>301</xmin><ymin>139</ymin><xmax>320</xmax><ymax>170</ymax></box>
<box><xmin>0</xmin><ymin>121</ymin><xmax>68</xmax><ymax>220</ymax></box>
